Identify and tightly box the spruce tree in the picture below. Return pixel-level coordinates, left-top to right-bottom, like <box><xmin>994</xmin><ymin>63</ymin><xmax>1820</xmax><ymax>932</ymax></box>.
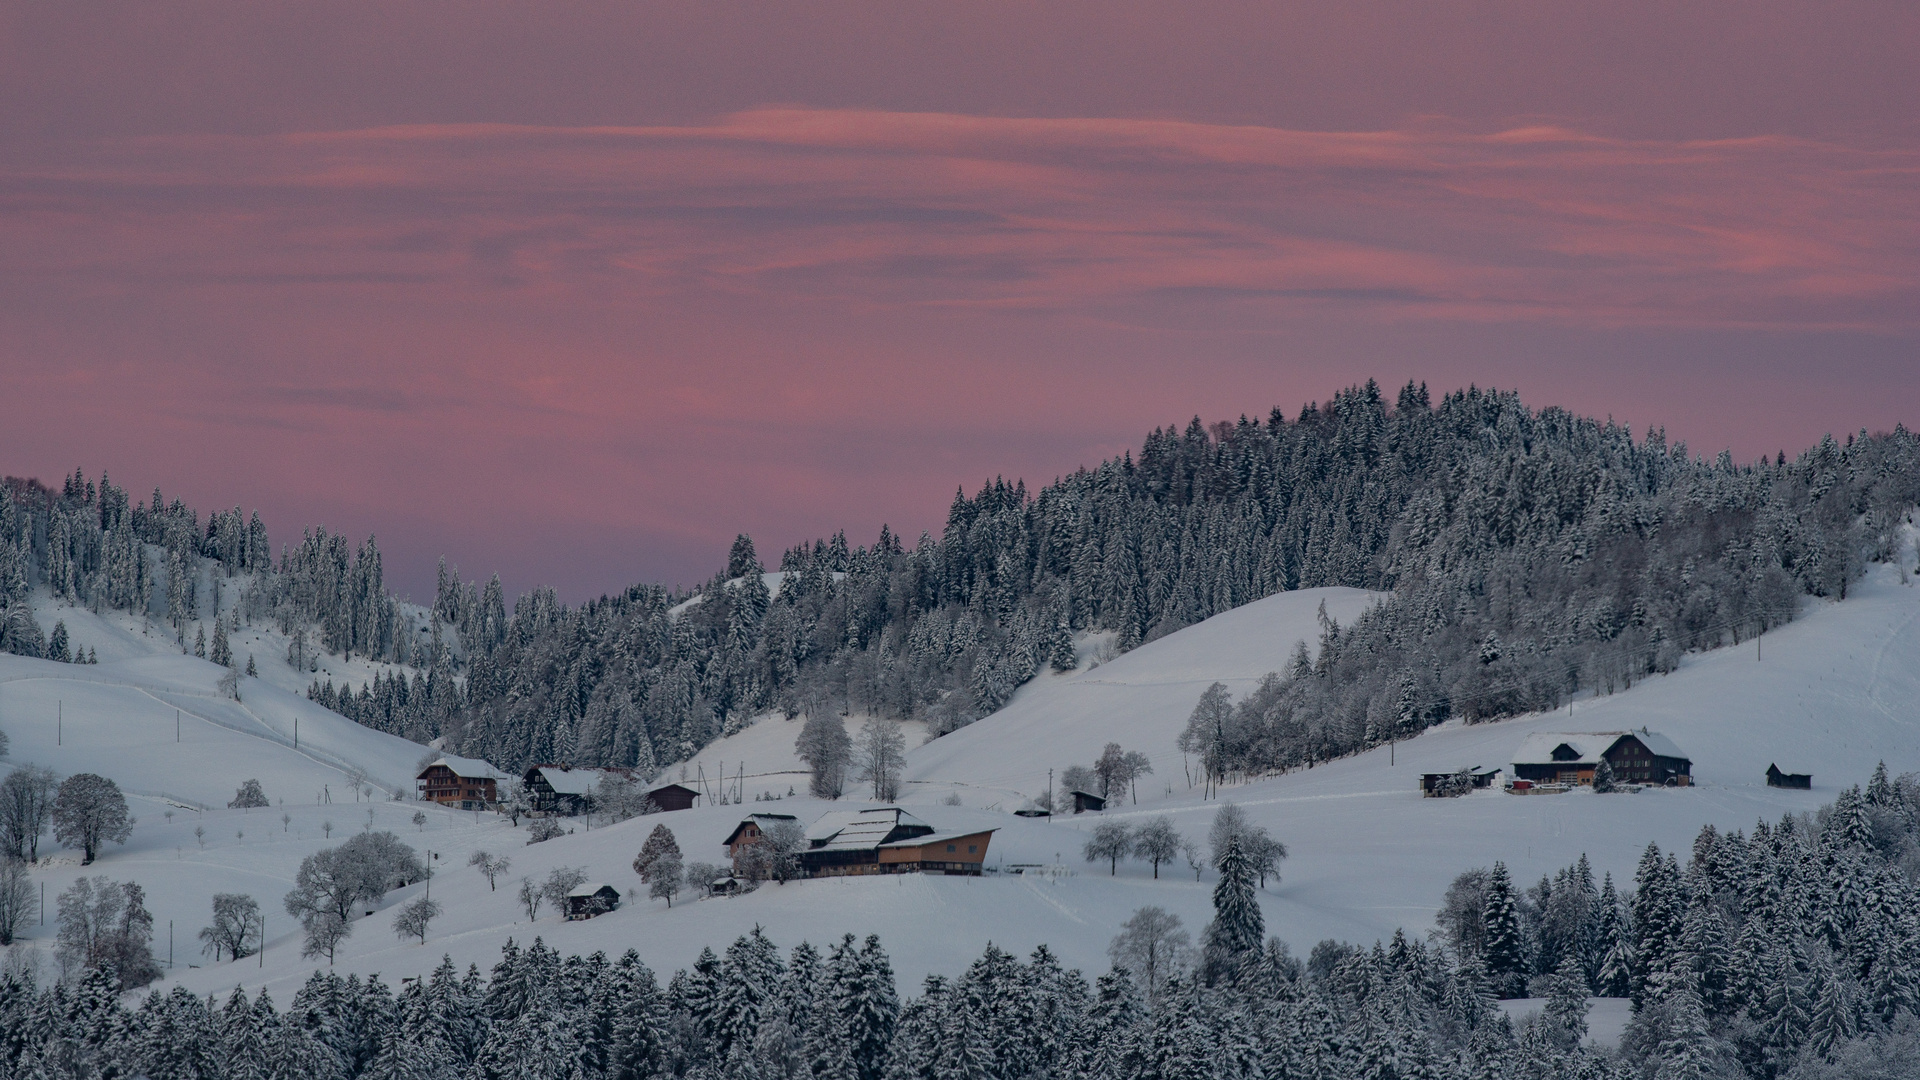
<box><xmin>1481</xmin><ymin>861</ymin><xmax>1526</xmax><ymax>998</ymax></box>
<box><xmin>1201</xmin><ymin>835</ymin><xmax>1263</xmax><ymax>985</ymax></box>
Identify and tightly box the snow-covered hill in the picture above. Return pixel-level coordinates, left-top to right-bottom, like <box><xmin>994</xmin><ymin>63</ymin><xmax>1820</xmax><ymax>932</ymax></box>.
<box><xmin>0</xmin><ymin>602</ymin><xmax>435</xmax><ymax>807</ymax></box>
<box><xmin>3</xmin><ymin>562</ymin><xmax>1917</xmax><ymax>1006</ymax></box>
<box><xmin>906</xmin><ymin>585</ymin><xmax>1384</xmax><ymax>805</ymax></box>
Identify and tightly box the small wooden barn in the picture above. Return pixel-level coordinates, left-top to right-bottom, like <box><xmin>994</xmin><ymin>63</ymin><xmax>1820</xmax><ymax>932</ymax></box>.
<box><xmin>563</xmin><ymin>883</ymin><xmax>621</xmax><ymax>920</ymax></box>
<box><xmin>1419</xmin><ymin>767</ymin><xmax>1499</xmax><ymax>797</ymax></box>
<box><xmin>1069</xmin><ymin>790</ymin><xmax>1106</xmax><ymax>814</ymax></box>
<box><xmin>1766</xmin><ymin>764</ymin><xmax>1812</xmax><ymax>789</ymax></box>
<box><xmin>646</xmin><ymin>783</ymin><xmax>700</xmax><ymax>812</ymax></box>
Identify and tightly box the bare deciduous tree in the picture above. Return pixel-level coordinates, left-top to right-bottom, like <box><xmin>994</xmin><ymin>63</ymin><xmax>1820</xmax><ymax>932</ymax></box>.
<box><xmin>392</xmin><ymin>896</ymin><xmax>441</xmax><ymax>944</ymax></box>
<box><xmin>1109</xmin><ymin>906</ymin><xmax>1191</xmax><ymax>1002</ymax></box>
<box><xmin>198</xmin><ymin>893</ymin><xmax>262</xmax><ymax>961</ymax></box>
<box><xmin>1083</xmin><ymin>820</ymin><xmax>1134</xmax><ymax>876</ymax></box>
<box><xmin>469</xmin><ymin>850</ymin><xmax>511</xmax><ymax>890</ymax></box>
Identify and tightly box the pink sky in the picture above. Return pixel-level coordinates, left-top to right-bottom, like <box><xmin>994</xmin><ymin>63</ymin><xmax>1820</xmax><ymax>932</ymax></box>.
<box><xmin>2</xmin><ymin>3</ymin><xmax>1917</xmax><ymax>600</ymax></box>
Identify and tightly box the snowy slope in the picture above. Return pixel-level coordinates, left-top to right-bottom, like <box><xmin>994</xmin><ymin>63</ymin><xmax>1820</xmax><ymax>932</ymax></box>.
<box><xmin>7</xmin><ymin>563</ymin><xmax>1919</xmax><ymax>1006</ymax></box>
<box><xmin>27</xmin><ymin>577</ymin><xmax>450</xmax><ymax>711</ymax></box>
<box><xmin>906</xmin><ymin>586</ymin><xmax>1384</xmax><ymax>804</ymax></box>
<box><xmin>658</xmin><ymin>712</ymin><xmax>930</xmax><ymax>799</ymax></box>
<box><xmin>0</xmin><ymin>601</ymin><xmax>436</xmax><ymax>807</ymax></box>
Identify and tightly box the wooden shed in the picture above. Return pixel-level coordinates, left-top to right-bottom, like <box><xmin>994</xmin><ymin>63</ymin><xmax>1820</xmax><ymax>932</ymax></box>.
<box><xmin>647</xmin><ymin>783</ymin><xmax>700</xmax><ymax>812</ymax></box>
<box><xmin>1766</xmin><ymin>764</ymin><xmax>1812</xmax><ymax>789</ymax></box>
<box><xmin>1420</xmin><ymin>767</ymin><xmax>1499</xmax><ymax>797</ymax></box>
<box><xmin>563</xmin><ymin>883</ymin><xmax>621</xmax><ymax>920</ymax></box>
<box><xmin>1069</xmin><ymin>790</ymin><xmax>1106</xmax><ymax>814</ymax></box>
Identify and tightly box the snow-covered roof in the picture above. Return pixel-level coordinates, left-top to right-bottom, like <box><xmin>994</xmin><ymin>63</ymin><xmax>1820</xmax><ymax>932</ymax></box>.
<box><xmin>1631</xmin><ymin>731</ymin><xmax>1688</xmax><ymax>760</ymax></box>
<box><xmin>724</xmin><ymin>813</ymin><xmax>800</xmax><ymax>845</ymax></box>
<box><xmin>1511</xmin><ymin>731</ymin><xmax>1688</xmax><ymax>767</ymax></box>
<box><xmin>877</xmin><ymin>828</ymin><xmax>999</xmax><ymax>850</ymax></box>
<box><xmin>420</xmin><ymin>755</ymin><xmax>511</xmax><ymax>781</ymax></box>
<box><xmin>805</xmin><ymin>808</ymin><xmax>930</xmax><ymax>851</ymax></box>
<box><xmin>566</xmin><ymin>882</ymin><xmax>617</xmax><ymax>897</ymax></box>
<box><xmin>531</xmin><ymin>766</ymin><xmax>629</xmax><ymax>796</ymax></box>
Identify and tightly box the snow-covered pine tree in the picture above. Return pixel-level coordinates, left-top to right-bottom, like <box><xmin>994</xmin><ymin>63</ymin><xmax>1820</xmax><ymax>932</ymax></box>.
<box><xmin>1481</xmin><ymin>862</ymin><xmax>1527</xmax><ymax>998</ymax></box>
<box><xmin>1201</xmin><ymin>835</ymin><xmax>1263</xmax><ymax>986</ymax></box>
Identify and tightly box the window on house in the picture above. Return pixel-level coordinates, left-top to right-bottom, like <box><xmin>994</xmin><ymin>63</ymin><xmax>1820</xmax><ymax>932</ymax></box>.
<box><xmin>947</xmin><ymin>844</ymin><xmax>956</xmax><ymax>852</ymax></box>
<box><xmin>969</xmin><ymin>845</ymin><xmax>977</xmax><ymax>853</ymax></box>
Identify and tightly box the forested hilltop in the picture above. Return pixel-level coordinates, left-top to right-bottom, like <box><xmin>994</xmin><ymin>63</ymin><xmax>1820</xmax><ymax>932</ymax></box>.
<box><xmin>6</xmin><ymin>384</ymin><xmax>1917</xmax><ymax>778</ymax></box>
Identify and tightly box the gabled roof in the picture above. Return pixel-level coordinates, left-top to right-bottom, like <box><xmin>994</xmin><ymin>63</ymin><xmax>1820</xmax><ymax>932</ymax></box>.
<box><xmin>1628</xmin><ymin>730</ymin><xmax>1688</xmax><ymax>760</ymax></box>
<box><xmin>805</xmin><ymin>808</ymin><xmax>931</xmax><ymax>851</ymax></box>
<box><xmin>877</xmin><ymin>828</ymin><xmax>999</xmax><ymax>850</ymax></box>
<box><xmin>418</xmin><ymin>754</ymin><xmax>511</xmax><ymax>782</ymax></box>
<box><xmin>529</xmin><ymin>766</ymin><xmax>634</xmax><ymax>796</ymax></box>
<box><xmin>648</xmin><ymin>782</ymin><xmax>700</xmax><ymax>796</ymax></box>
<box><xmin>1512</xmin><ymin>730</ymin><xmax>1689</xmax><ymax>767</ymax></box>
<box><xmin>724</xmin><ymin>813</ymin><xmax>799</xmax><ymax>847</ymax></box>
<box><xmin>566</xmin><ymin>881</ymin><xmax>618</xmax><ymax>897</ymax></box>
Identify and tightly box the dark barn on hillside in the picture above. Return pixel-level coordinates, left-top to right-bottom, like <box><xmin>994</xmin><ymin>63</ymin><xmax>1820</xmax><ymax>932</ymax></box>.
<box><xmin>647</xmin><ymin>783</ymin><xmax>700</xmax><ymax>812</ymax></box>
<box><xmin>1070</xmin><ymin>790</ymin><xmax>1106</xmax><ymax>814</ymax></box>
<box><xmin>1767</xmin><ymin>764</ymin><xmax>1812</xmax><ymax>789</ymax></box>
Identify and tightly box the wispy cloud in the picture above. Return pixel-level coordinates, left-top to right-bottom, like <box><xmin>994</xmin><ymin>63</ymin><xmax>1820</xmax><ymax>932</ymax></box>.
<box><xmin>7</xmin><ymin>110</ymin><xmax>1913</xmax><ymax>330</ymax></box>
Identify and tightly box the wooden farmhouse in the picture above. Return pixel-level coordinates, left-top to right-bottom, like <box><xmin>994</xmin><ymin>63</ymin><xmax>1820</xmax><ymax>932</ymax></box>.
<box><xmin>1510</xmin><ymin>730</ymin><xmax>1692</xmax><ymax>787</ymax></box>
<box><xmin>723</xmin><ymin>813</ymin><xmax>798</xmax><ymax>872</ymax></box>
<box><xmin>563</xmin><ymin>882</ymin><xmax>621</xmax><ymax>920</ymax></box>
<box><xmin>1767</xmin><ymin>764</ymin><xmax>1813</xmax><ymax>789</ymax></box>
<box><xmin>416</xmin><ymin>754</ymin><xmax>511</xmax><ymax>810</ymax></box>
<box><xmin>795</xmin><ymin>807</ymin><xmax>997</xmax><ymax>877</ymax></box>
<box><xmin>522</xmin><ymin>765</ymin><xmax>639</xmax><ymax>815</ymax></box>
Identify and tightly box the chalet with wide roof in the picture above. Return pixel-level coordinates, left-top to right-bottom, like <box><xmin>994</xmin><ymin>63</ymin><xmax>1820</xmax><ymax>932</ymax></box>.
<box><xmin>522</xmin><ymin>765</ymin><xmax>640</xmax><ymax>815</ymax></box>
<box><xmin>1510</xmin><ymin>730</ymin><xmax>1691</xmax><ymax>787</ymax></box>
<box><xmin>792</xmin><ymin>807</ymin><xmax>994</xmax><ymax>876</ymax></box>
<box><xmin>416</xmin><ymin>754</ymin><xmax>511</xmax><ymax>810</ymax></box>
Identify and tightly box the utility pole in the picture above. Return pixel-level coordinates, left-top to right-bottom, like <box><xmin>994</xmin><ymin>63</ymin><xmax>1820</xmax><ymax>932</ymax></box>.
<box><xmin>1047</xmin><ymin>768</ymin><xmax>1053</xmax><ymax>813</ymax></box>
<box><xmin>177</xmin><ymin>709</ymin><xmax>180</xmax><ymax>742</ymax></box>
<box><xmin>57</xmin><ymin>701</ymin><xmax>61</xmax><ymax>746</ymax></box>
<box><xmin>169</xmin><ymin>920</ymin><xmax>173</xmax><ymax>968</ymax></box>
<box><xmin>294</xmin><ymin>717</ymin><xmax>298</xmax><ymax>749</ymax></box>
<box><xmin>259</xmin><ymin>914</ymin><xmax>264</xmax><ymax>968</ymax></box>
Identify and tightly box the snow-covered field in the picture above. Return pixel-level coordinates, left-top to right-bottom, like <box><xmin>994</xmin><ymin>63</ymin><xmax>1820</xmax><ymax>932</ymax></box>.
<box><xmin>3</xmin><ymin>562</ymin><xmax>1916</xmax><ymax>1006</ymax></box>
